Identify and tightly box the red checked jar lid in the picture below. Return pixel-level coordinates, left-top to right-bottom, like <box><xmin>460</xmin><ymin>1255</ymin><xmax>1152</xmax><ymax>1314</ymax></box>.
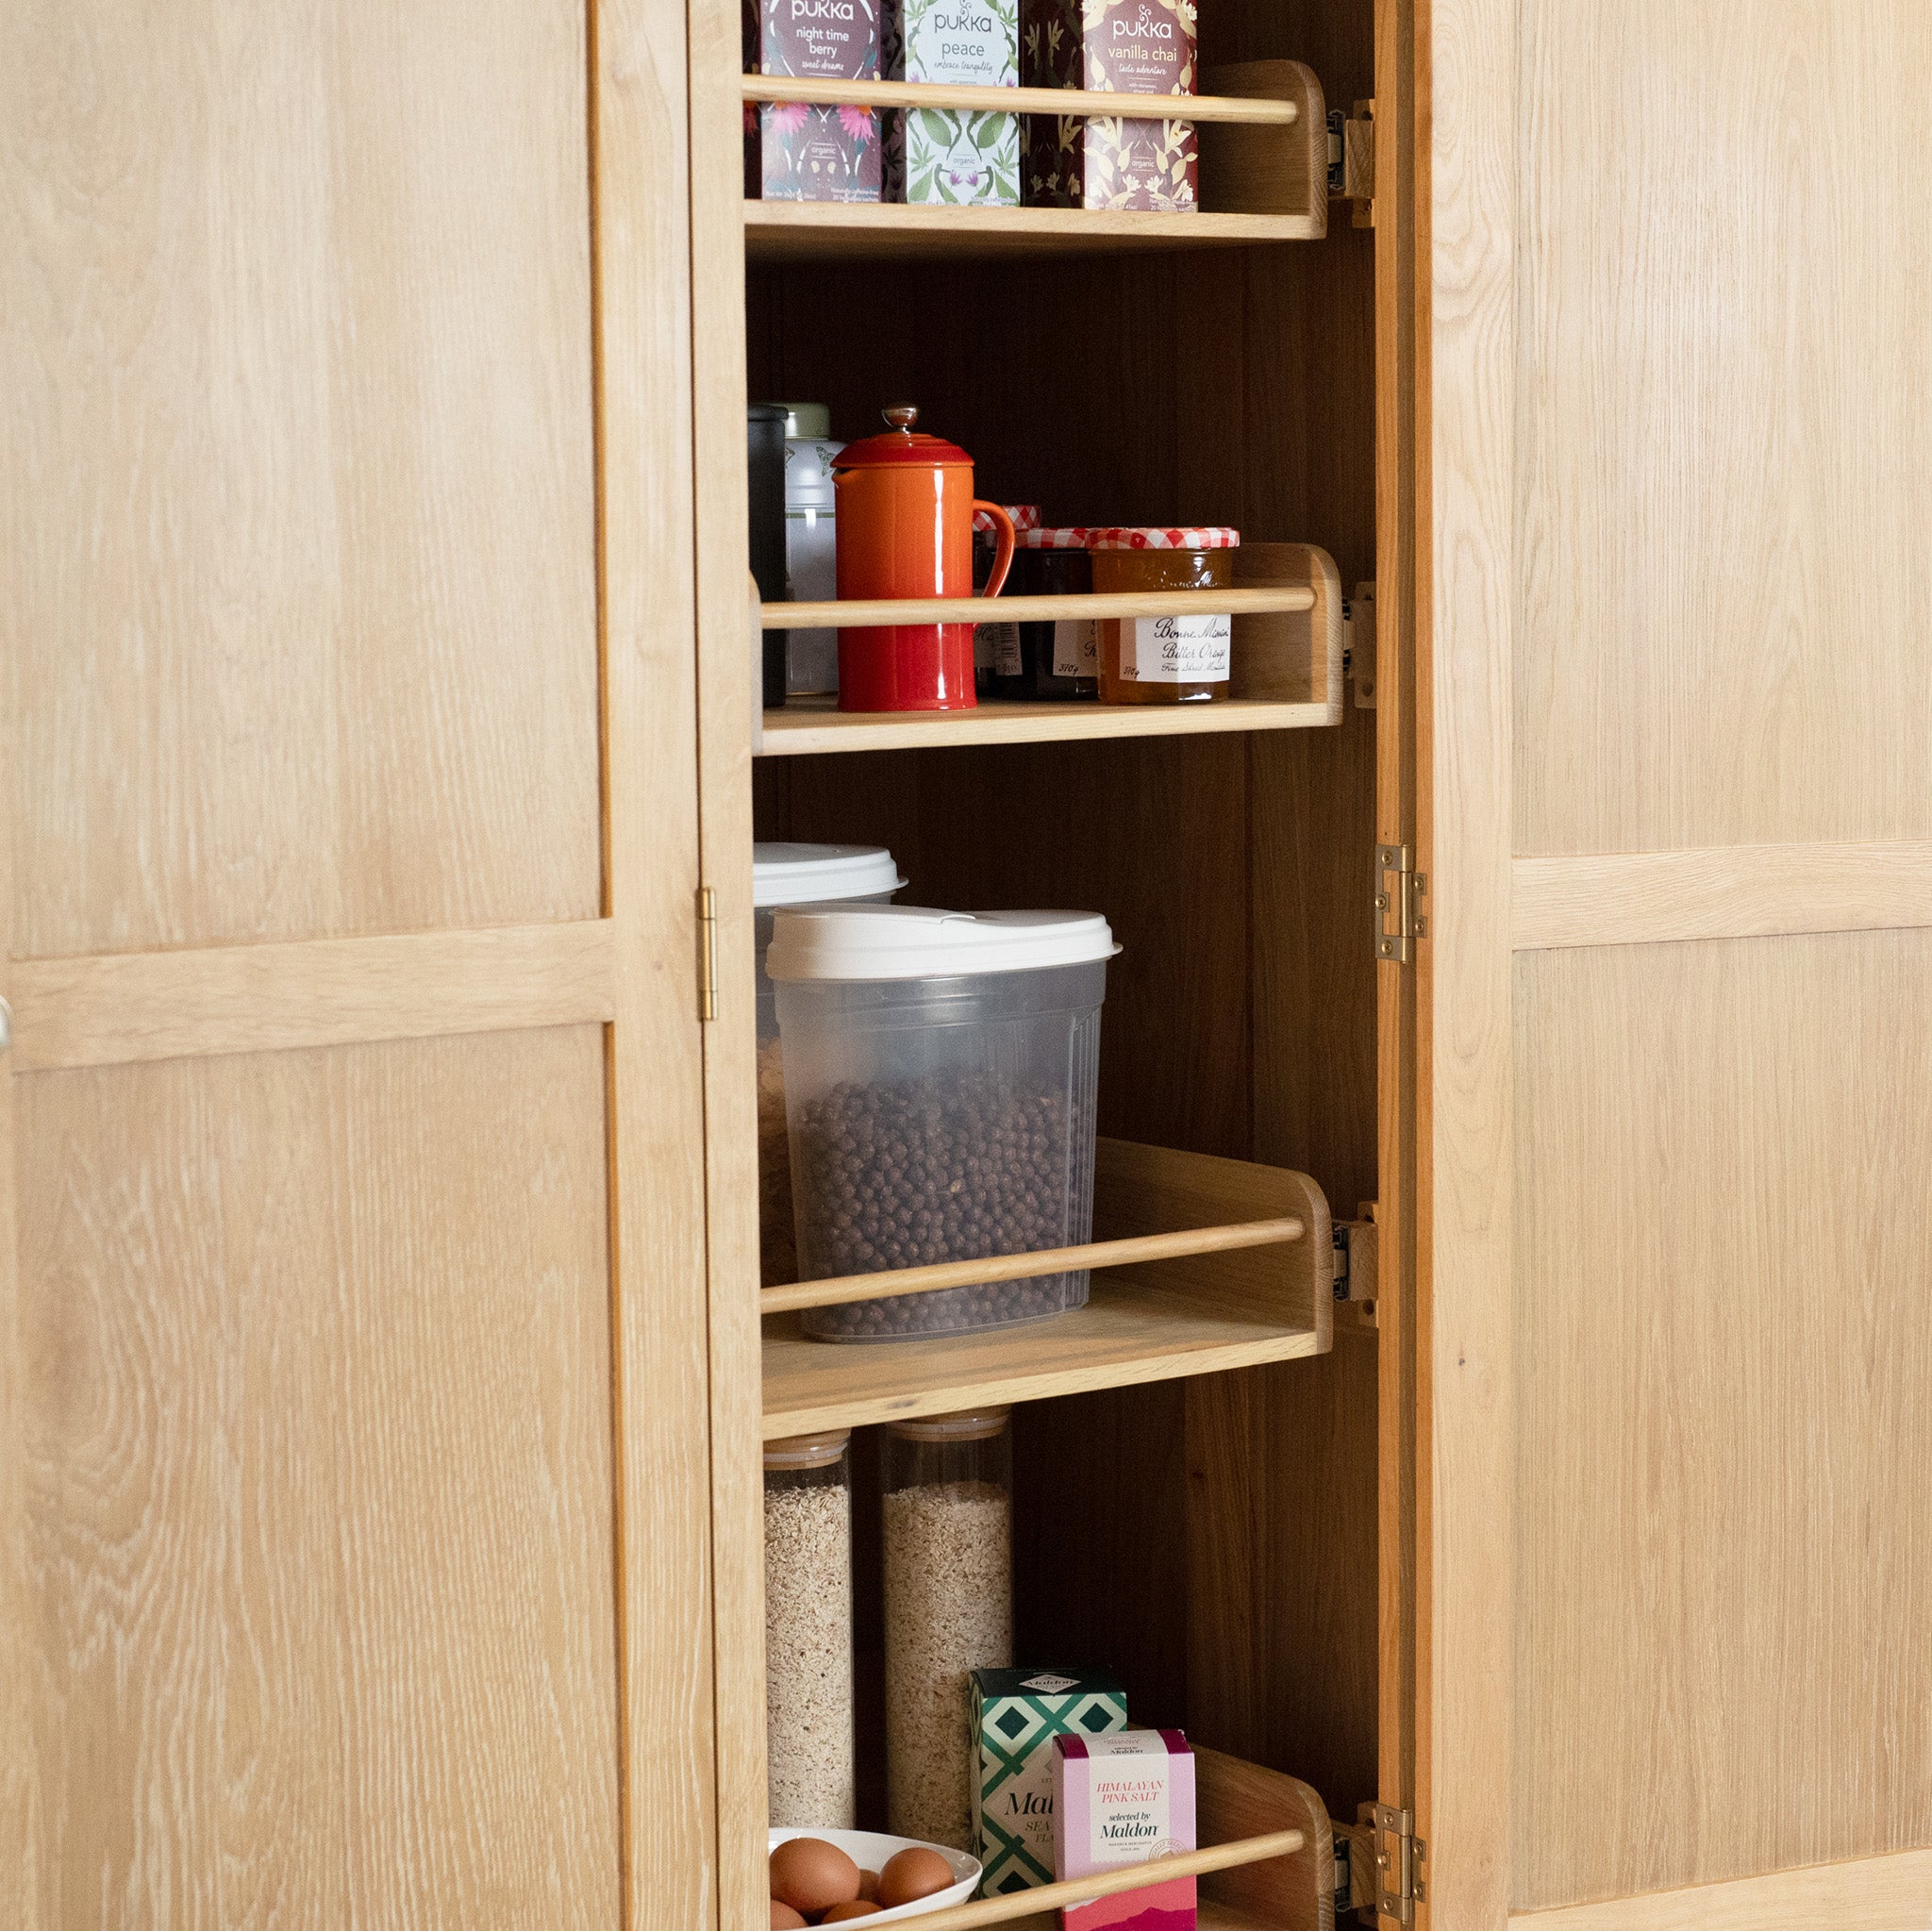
<box><xmin>976</xmin><ymin>504</ymin><xmax>1041</xmax><ymax>533</ymax></box>
<box><xmin>1025</xmin><ymin>525</ymin><xmax>1241</xmax><ymax>549</ymax></box>
<box><xmin>834</xmin><ymin>403</ymin><xmax>973</xmax><ymax>468</ymax></box>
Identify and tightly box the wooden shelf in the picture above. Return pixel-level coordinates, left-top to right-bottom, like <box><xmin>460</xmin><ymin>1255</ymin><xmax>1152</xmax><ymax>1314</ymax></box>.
<box><xmin>758</xmin><ymin>693</ymin><xmax>1335</xmax><ymax>756</ymax></box>
<box><xmin>762</xmin><ymin>1140</ymin><xmax>1332</xmax><ymax>1437</ymax></box>
<box><xmin>753</xmin><ymin>541</ymin><xmax>1345</xmax><ymax>754</ymax></box>
<box><xmin>745</xmin><ymin>199</ymin><xmax>1319</xmax><ymax>262</ymax></box>
<box><xmin>744</xmin><ymin>59</ymin><xmax>1327</xmax><ymax>256</ymax></box>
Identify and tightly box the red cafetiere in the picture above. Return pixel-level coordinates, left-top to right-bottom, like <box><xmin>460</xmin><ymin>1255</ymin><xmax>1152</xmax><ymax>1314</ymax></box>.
<box><xmin>833</xmin><ymin>406</ymin><xmax>1015</xmax><ymax>711</ymax></box>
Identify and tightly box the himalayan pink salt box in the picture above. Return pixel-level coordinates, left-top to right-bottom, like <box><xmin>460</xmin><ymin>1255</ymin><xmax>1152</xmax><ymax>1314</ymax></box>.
<box><xmin>1052</xmin><ymin>1729</ymin><xmax>1196</xmax><ymax>1930</ymax></box>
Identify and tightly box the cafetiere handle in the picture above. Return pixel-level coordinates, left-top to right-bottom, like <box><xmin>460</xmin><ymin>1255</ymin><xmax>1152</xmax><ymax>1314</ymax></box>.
<box><xmin>972</xmin><ymin>501</ymin><xmax>1016</xmax><ymax>599</ymax></box>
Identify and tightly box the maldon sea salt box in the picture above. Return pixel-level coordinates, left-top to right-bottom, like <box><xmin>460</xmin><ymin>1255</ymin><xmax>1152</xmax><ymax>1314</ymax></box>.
<box><xmin>884</xmin><ymin>0</ymin><xmax>1020</xmax><ymax>203</ymax></box>
<box><xmin>744</xmin><ymin>0</ymin><xmax>884</xmax><ymax>202</ymax></box>
<box><xmin>1053</xmin><ymin>1728</ymin><xmax>1196</xmax><ymax>1931</ymax></box>
<box><xmin>972</xmin><ymin>1668</ymin><xmax>1128</xmax><ymax>1895</ymax></box>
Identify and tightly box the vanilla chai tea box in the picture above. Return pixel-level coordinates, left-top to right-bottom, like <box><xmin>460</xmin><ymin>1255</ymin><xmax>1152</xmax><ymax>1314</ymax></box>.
<box><xmin>1020</xmin><ymin>0</ymin><xmax>1197</xmax><ymax>211</ymax></box>
<box><xmin>745</xmin><ymin>0</ymin><xmax>884</xmax><ymax>202</ymax></box>
<box><xmin>971</xmin><ymin>1669</ymin><xmax>1127</xmax><ymax>1896</ymax></box>
<box><xmin>884</xmin><ymin>0</ymin><xmax>1020</xmax><ymax>204</ymax></box>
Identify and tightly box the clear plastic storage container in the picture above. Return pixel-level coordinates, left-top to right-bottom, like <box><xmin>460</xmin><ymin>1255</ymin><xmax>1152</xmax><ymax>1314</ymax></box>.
<box><xmin>881</xmin><ymin>1409</ymin><xmax>1013</xmax><ymax>1850</ymax></box>
<box><xmin>767</xmin><ymin>906</ymin><xmax>1117</xmax><ymax>1340</ymax></box>
<box><xmin>755</xmin><ymin>844</ymin><xmax>906</xmax><ymax>1287</ymax></box>
<box><xmin>763</xmin><ymin>1430</ymin><xmax>856</xmax><ymax>1830</ymax></box>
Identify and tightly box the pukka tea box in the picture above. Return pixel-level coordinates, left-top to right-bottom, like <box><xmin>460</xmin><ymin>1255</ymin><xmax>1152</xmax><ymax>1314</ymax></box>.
<box><xmin>972</xmin><ymin>1669</ymin><xmax>1128</xmax><ymax>1895</ymax></box>
<box><xmin>883</xmin><ymin>0</ymin><xmax>1020</xmax><ymax>205</ymax></box>
<box><xmin>1020</xmin><ymin>0</ymin><xmax>1197</xmax><ymax>212</ymax></box>
<box><xmin>1053</xmin><ymin>1729</ymin><xmax>1197</xmax><ymax>1931</ymax></box>
<box><xmin>744</xmin><ymin>0</ymin><xmax>884</xmax><ymax>203</ymax></box>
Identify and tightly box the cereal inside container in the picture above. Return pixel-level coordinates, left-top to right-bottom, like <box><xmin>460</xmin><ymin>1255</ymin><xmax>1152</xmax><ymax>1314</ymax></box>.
<box><xmin>881</xmin><ymin>1409</ymin><xmax>1013</xmax><ymax>1850</ymax></box>
<box><xmin>763</xmin><ymin>1430</ymin><xmax>857</xmax><ymax>1830</ymax></box>
<box><xmin>766</xmin><ymin>906</ymin><xmax>1118</xmax><ymax>1341</ymax></box>
<box><xmin>755</xmin><ymin>843</ymin><xmax>906</xmax><ymax>1287</ymax></box>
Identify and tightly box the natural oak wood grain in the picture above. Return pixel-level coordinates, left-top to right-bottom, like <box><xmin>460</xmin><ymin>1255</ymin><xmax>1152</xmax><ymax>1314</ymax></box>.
<box><xmin>594</xmin><ymin>0</ymin><xmax>731</xmax><ymax>1923</ymax></box>
<box><xmin>741</xmin><ymin>75</ymin><xmax>1298</xmax><ymax>124</ymax></box>
<box><xmin>1195</xmin><ymin>1747</ymin><xmax>1337</xmax><ymax>1931</ymax></box>
<box><xmin>745</xmin><ymin>201</ymin><xmax>1322</xmax><ymax>261</ymax></box>
<box><xmin>1511</xmin><ymin>2</ymin><xmax>1932</xmax><ymax>857</ymax></box>
<box><xmin>761</xmin><ymin>1214</ymin><xmax>1304</xmax><ymax>1313</ymax></box>
<box><xmin>1511</xmin><ymin>841</ymin><xmax>1932</xmax><ymax>952</ymax></box>
<box><xmin>8</xmin><ymin>922</ymin><xmax>617</xmax><ymax>1072</ymax></box>
<box><xmin>760</xmin><ymin>696</ymin><xmax>1333</xmax><ymax>755</ymax></box>
<box><xmin>760</xmin><ymin>588</ymin><xmax>1315</xmax><ymax>627</ymax></box>
<box><xmin>19</xmin><ymin>1031</ymin><xmax>621</xmax><ymax>1926</ymax></box>
<box><xmin>4</xmin><ymin>0</ymin><xmax>603</xmax><ymax>958</ymax></box>
<box><xmin>1507</xmin><ymin>1846</ymin><xmax>1932</xmax><ymax>1931</ymax></box>
<box><xmin>1514</xmin><ymin>934</ymin><xmax>1932</xmax><ymax>1906</ymax></box>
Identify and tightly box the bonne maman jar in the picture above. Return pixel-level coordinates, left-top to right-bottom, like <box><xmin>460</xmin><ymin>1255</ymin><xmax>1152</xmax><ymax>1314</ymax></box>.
<box><xmin>1084</xmin><ymin>525</ymin><xmax>1240</xmax><ymax>705</ymax></box>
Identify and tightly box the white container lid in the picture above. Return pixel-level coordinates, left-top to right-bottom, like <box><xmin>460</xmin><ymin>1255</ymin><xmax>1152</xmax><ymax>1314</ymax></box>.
<box><xmin>753</xmin><ymin>842</ymin><xmax>905</xmax><ymax>909</ymax></box>
<box><xmin>766</xmin><ymin>905</ymin><xmax>1118</xmax><ymax>981</ymax></box>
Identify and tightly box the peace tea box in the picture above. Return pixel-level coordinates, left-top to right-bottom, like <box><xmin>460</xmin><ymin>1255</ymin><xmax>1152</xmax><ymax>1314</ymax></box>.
<box><xmin>884</xmin><ymin>0</ymin><xmax>1020</xmax><ymax>204</ymax></box>
<box><xmin>744</xmin><ymin>0</ymin><xmax>884</xmax><ymax>202</ymax></box>
<box><xmin>1053</xmin><ymin>1728</ymin><xmax>1197</xmax><ymax>1931</ymax></box>
<box><xmin>971</xmin><ymin>1669</ymin><xmax>1128</xmax><ymax>1895</ymax></box>
<box><xmin>1020</xmin><ymin>0</ymin><xmax>1197</xmax><ymax>211</ymax></box>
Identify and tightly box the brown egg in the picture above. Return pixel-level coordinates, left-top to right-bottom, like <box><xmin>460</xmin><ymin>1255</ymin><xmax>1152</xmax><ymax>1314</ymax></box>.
<box><xmin>770</xmin><ymin>1837</ymin><xmax>862</xmax><ymax>1917</ymax></box>
<box><xmin>875</xmin><ymin>1846</ymin><xmax>956</xmax><ymax>1909</ymax></box>
<box><xmin>821</xmin><ymin>1906</ymin><xmax>883</xmax><ymax>1923</ymax></box>
<box><xmin>856</xmin><ymin>1870</ymin><xmax>880</xmax><ymax>1903</ymax></box>
<box><xmin>769</xmin><ymin>1905</ymin><xmax>808</xmax><ymax>1930</ymax></box>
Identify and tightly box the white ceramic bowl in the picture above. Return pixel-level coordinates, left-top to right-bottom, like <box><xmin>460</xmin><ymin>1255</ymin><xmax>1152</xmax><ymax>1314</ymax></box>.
<box><xmin>768</xmin><ymin>1827</ymin><xmax>980</xmax><ymax>1921</ymax></box>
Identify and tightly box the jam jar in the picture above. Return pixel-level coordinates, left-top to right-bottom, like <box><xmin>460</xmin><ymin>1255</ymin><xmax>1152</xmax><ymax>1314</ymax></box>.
<box><xmin>1087</xmin><ymin>526</ymin><xmax>1241</xmax><ymax>705</ymax></box>
<box><xmin>994</xmin><ymin>528</ymin><xmax>1098</xmax><ymax>700</ymax></box>
<box><xmin>974</xmin><ymin>505</ymin><xmax>1040</xmax><ymax>697</ymax></box>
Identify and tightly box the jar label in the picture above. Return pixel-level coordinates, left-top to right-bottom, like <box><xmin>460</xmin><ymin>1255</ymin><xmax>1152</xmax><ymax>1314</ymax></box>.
<box><xmin>989</xmin><ymin>622</ymin><xmax>1024</xmax><ymax>676</ymax></box>
<box><xmin>1126</xmin><ymin>612</ymin><xmax>1231</xmax><ymax>682</ymax></box>
<box><xmin>1051</xmin><ymin>619</ymin><xmax>1098</xmax><ymax>679</ymax></box>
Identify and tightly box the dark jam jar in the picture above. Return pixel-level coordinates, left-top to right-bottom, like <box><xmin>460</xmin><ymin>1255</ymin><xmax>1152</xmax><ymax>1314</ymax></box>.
<box><xmin>1088</xmin><ymin>526</ymin><xmax>1241</xmax><ymax>704</ymax></box>
<box><xmin>995</xmin><ymin>531</ymin><xmax>1097</xmax><ymax>699</ymax></box>
<box><xmin>974</xmin><ymin>504</ymin><xmax>1039</xmax><ymax>697</ymax></box>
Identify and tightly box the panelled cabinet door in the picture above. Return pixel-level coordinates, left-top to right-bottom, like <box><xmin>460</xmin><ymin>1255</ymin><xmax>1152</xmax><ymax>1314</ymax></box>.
<box><xmin>1426</xmin><ymin>4</ymin><xmax>1932</xmax><ymax>1928</ymax></box>
<box><xmin>3</xmin><ymin>5</ymin><xmax>716</xmax><ymax>1925</ymax></box>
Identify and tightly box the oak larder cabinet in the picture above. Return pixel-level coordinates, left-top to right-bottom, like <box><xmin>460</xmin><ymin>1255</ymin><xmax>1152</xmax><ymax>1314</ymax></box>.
<box><xmin>5</xmin><ymin>3</ymin><xmax>1930</xmax><ymax>1929</ymax></box>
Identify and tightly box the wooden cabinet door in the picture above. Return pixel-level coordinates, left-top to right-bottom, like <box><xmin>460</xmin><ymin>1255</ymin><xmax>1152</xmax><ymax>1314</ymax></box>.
<box><xmin>1424</xmin><ymin>4</ymin><xmax>1932</xmax><ymax>1927</ymax></box>
<box><xmin>3</xmin><ymin>5</ymin><xmax>716</xmax><ymax>1925</ymax></box>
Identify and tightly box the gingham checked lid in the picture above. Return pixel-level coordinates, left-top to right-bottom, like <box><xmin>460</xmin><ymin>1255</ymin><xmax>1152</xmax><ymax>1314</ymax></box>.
<box><xmin>1018</xmin><ymin>525</ymin><xmax>1241</xmax><ymax>549</ymax></box>
<box><xmin>974</xmin><ymin>504</ymin><xmax>1042</xmax><ymax>533</ymax></box>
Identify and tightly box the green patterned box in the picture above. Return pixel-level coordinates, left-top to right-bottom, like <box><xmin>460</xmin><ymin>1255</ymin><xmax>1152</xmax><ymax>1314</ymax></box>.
<box><xmin>971</xmin><ymin>1669</ymin><xmax>1128</xmax><ymax>1895</ymax></box>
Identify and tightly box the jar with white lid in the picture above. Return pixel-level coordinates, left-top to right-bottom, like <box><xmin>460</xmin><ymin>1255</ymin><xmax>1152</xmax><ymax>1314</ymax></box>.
<box><xmin>767</xmin><ymin>905</ymin><xmax>1118</xmax><ymax>1340</ymax></box>
<box><xmin>881</xmin><ymin>1408</ymin><xmax>1012</xmax><ymax>1849</ymax></box>
<box><xmin>755</xmin><ymin>844</ymin><xmax>907</xmax><ymax>1285</ymax></box>
<box><xmin>764</xmin><ymin>1430</ymin><xmax>856</xmax><ymax>1830</ymax></box>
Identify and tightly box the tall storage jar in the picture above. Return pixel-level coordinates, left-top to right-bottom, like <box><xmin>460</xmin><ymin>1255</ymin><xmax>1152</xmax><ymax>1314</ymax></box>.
<box><xmin>764</xmin><ymin>1431</ymin><xmax>857</xmax><ymax>1830</ymax></box>
<box><xmin>767</xmin><ymin>906</ymin><xmax>1118</xmax><ymax>1340</ymax></box>
<box><xmin>755</xmin><ymin>844</ymin><xmax>906</xmax><ymax>1285</ymax></box>
<box><xmin>881</xmin><ymin>1409</ymin><xmax>1013</xmax><ymax>1850</ymax></box>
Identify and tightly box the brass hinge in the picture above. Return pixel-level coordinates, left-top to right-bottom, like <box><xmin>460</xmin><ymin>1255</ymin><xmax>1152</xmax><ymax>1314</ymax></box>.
<box><xmin>1364</xmin><ymin>1802</ymin><xmax>1426</xmax><ymax>1925</ymax></box>
<box><xmin>1374</xmin><ymin>844</ymin><xmax>1426</xmax><ymax>966</ymax></box>
<box><xmin>697</xmin><ymin>886</ymin><xmax>718</xmax><ymax>1022</ymax></box>
<box><xmin>1327</xmin><ymin>99</ymin><xmax>1375</xmax><ymax>225</ymax></box>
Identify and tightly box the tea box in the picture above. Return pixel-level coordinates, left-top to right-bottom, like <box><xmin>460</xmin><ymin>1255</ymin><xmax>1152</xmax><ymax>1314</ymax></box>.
<box><xmin>884</xmin><ymin>0</ymin><xmax>1021</xmax><ymax>204</ymax></box>
<box><xmin>1020</xmin><ymin>0</ymin><xmax>1197</xmax><ymax>211</ymax></box>
<box><xmin>1053</xmin><ymin>1729</ymin><xmax>1197</xmax><ymax>1930</ymax></box>
<box><xmin>971</xmin><ymin>1669</ymin><xmax>1127</xmax><ymax>1894</ymax></box>
<box><xmin>745</xmin><ymin>0</ymin><xmax>884</xmax><ymax>202</ymax></box>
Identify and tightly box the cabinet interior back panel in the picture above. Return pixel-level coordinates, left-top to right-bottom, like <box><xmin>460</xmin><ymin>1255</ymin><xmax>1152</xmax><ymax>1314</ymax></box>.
<box><xmin>1512</xmin><ymin>0</ymin><xmax>1932</xmax><ymax>856</ymax></box>
<box><xmin>2</xmin><ymin>1</ymin><xmax>601</xmax><ymax>957</ymax></box>
<box><xmin>1511</xmin><ymin>931</ymin><xmax>1932</xmax><ymax>1907</ymax></box>
<box><xmin>16</xmin><ymin>1027</ymin><xmax>620</xmax><ymax>1928</ymax></box>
